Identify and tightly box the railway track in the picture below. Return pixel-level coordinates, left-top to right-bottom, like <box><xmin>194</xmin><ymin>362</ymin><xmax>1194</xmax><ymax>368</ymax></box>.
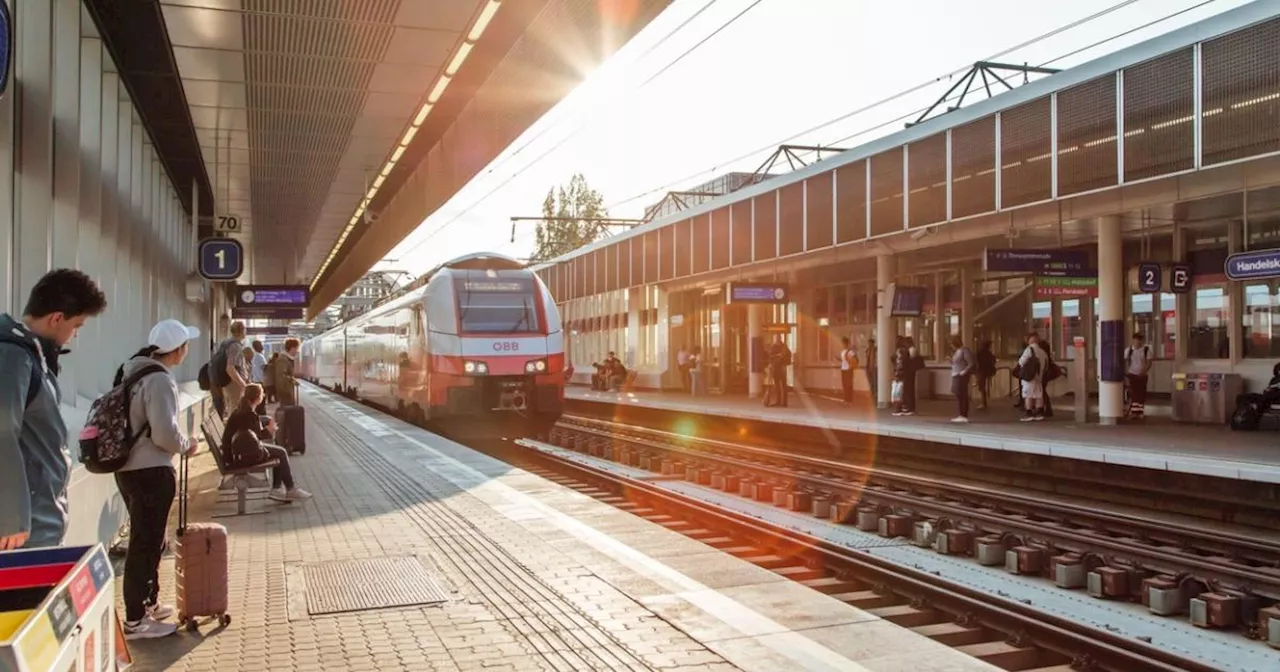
<box><xmin>484</xmin><ymin>437</ymin><xmax>1217</xmax><ymax>672</ymax></box>
<box><xmin>546</xmin><ymin>415</ymin><xmax>1280</xmax><ymax>638</ymax></box>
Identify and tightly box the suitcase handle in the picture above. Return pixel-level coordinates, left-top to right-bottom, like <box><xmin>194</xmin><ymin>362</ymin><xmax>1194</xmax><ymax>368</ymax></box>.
<box><xmin>178</xmin><ymin>451</ymin><xmax>190</xmax><ymax>535</ymax></box>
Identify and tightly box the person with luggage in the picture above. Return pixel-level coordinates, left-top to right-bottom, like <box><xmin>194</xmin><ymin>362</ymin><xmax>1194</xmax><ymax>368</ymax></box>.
<box><xmin>275</xmin><ymin>338</ymin><xmax>300</xmax><ymax>407</ymax></box>
<box><xmin>0</xmin><ymin>270</ymin><xmax>108</xmax><ymax>550</ymax></box>
<box><xmin>1124</xmin><ymin>332</ymin><xmax>1152</xmax><ymax>419</ymax></box>
<box><xmin>892</xmin><ymin>337</ymin><xmax>922</xmax><ymax>416</ymax></box>
<box><xmin>1017</xmin><ymin>332</ymin><xmax>1049</xmax><ymax>422</ymax></box>
<box><xmin>223</xmin><ymin>384</ymin><xmax>311</xmax><ymax>502</ymax></box>
<box><xmin>865</xmin><ymin>338</ymin><xmax>878</xmax><ymax>405</ymax></box>
<box><xmin>113</xmin><ymin>319</ymin><xmax>202</xmax><ymax>639</ymax></box>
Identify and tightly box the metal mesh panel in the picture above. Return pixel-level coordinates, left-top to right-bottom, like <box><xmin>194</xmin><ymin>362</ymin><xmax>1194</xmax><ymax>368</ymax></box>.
<box><xmin>553</xmin><ymin>264</ymin><xmax>564</xmax><ymax>302</ymax></box>
<box><xmin>1001</xmin><ymin>97</ymin><xmax>1053</xmax><ymax>208</ymax></box>
<box><xmin>949</xmin><ymin>116</ymin><xmax>996</xmax><ymax>219</ymax></box>
<box><xmin>622</xmin><ymin>237</ymin><xmax>636</xmax><ymax>288</ymax></box>
<box><xmin>1202</xmin><ymin>17</ymin><xmax>1280</xmax><ymax>166</ymax></box>
<box><xmin>731</xmin><ymin>201</ymin><xmax>752</xmax><ymax>265</ymax></box>
<box><xmin>1057</xmin><ymin>75</ymin><xmax>1118</xmax><ymax>197</ymax></box>
<box><xmin>908</xmin><ymin>133</ymin><xmax>947</xmax><ymax>228</ymax></box>
<box><xmin>779</xmin><ymin>183</ymin><xmax>804</xmax><ymax>256</ymax></box>
<box><xmin>835</xmin><ymin>160</ymin><xmax>866</xmax><ymax>243</ymax></box>
<box><xmin>869</xmin><ymin>148</ymin><xmax>904</xmax><ymax>236</ymax></box>
<box><xmin>589</xmin><ymin>251</ymin><xmax>600</xmax><ymax>296</ymax></box>
<box><xmin>693</xmin><ymin>215</ymin><xmax>710</xmax><ymax>275</ymax></box>
<box><xmin>643</xmin><ymin>231</ymin><xmax>657</xmax><ymax>284</ymax></box>
<box><xmin>675</xmin><ymin>219</ymin><xmax>692</xmax><ymax>277</ymax></box>
<box><xmin>573</xmin><ymin>257</ymin><xmax>585</xmax><ymax>299</ymax></box>
<box><xmin>658</xmin><ymin>227</ymin><xmax>673</xmax><ymax>280</ymax></box>
<box><xmin>711</xmin><ymin>207</ymin><xmax>730</xmax><ymax>269</ymax></box>
<box><xmin>604</xmin><ymin>243</ymin><xmax>617</xmax><ymax>292</ymax></box>
<box><xmin>805</xmin><ymin>176</ymin><xmax>833</xmax><ymax>250</ymax></box>
<box><xmin>754</xmin><ymin>192</ymin><xmax>777</xmax><ymax>261</ymax></box>
<box><xmin>1123</xmin><ymin>49</ymin><xmax>1194</xmax><ymax>182</ymax></box>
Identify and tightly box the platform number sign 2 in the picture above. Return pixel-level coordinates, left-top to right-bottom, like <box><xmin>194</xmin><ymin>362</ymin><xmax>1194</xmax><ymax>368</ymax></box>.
<box><xmin>1137</xmin><ymin>262</ymin><xmax>1161</xmax><ymax>293</ymax></box>
<box><xmin>198</xmin><ymin>238</ymin><xmax>244</xmax><ymax>281</ymax></box>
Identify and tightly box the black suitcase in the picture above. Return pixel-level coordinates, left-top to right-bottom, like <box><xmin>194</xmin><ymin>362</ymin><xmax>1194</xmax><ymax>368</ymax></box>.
<box><xmin>275</xmin><ymin>405</ymin><xmax>306</xmax><ymax>455</ymax></box>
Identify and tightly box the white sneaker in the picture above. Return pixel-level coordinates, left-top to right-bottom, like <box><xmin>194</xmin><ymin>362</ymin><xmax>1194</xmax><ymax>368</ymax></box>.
<box><xmin>147</xmin><ymin>603</ymin><xmax>175</xmax><ymax>621</ymax></box>
<box><xmin>124</xmin><ymin>617</ymin><xmax>177</xmax><ymax>640</ymax></box>
<box><xmin>892</xmin><ymin>411</ymin><xmax>905</xmax><ymax>417</ymax></box>
<box><xmin>285</xmin><ymin>488</ymin><xmax>313</xmax><ymax>501</ymax></box>
<box><xmin>268</xmin><ymin>487</ymin><xmax>288</xmax><ymax>502</ymax></box>
<box><xmin>951</xmin><ymin>416</ymin><xmax>969</xmax><ymax>423</ymax></box>
<box><xmin>1019</xmin><ymin>415</ymin><xmax>1036</xmax><ymax>422</ymax></box>
<box><xmin>901</xmin><ymin>411</ymin><xmax>915</xmax><ymax>416</ymax></box>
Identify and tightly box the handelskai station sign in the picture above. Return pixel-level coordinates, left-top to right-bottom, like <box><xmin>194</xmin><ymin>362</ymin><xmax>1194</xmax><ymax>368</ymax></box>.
<box><xmin>1225</xmin><ymin>250</ymin><xmax>1280</xmax><ymax>281</ymax></box>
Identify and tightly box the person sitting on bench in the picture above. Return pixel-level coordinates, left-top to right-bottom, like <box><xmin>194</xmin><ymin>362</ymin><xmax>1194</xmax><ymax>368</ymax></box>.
<box><xmin>223</xmin><ymin>384</ymin><xmax>311</xmax><ymax>502</ymax></box>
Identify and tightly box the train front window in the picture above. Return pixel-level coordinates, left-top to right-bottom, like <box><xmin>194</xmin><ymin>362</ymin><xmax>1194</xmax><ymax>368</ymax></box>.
<box><xmin>457</xmin><ymin>280</ymin><xmax>541</xmax><ymax>333</ymax></box>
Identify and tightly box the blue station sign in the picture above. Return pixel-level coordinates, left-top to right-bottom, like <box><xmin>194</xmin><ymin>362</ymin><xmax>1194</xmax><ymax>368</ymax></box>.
<box><xmin>198</xmin><ymin>238</ymin><xmax>244</xmax><ymax>281</ymax></box>
<box><xmin>0</xmin><ymin>0</ymin><xmax>12</xmax><ymax>98</ymax></box>
<box><xmin>236</xmin><ymin>285</ymin><xmax>309</xmax><ymax>308</ymax></box>
<box><xmin>1225</xmin><ymin>249</ymin><xmax>1280</xmax><ymax>281</ymax></box>
<box><xmin>727</xmin><ymin>282</ymin><xmax>789</xmax><ymax>304</ymax></box>
<box><xmin>984</xmin><ymin>248</ymin><xmax>1091</xmax><ymax>277</ymax></box>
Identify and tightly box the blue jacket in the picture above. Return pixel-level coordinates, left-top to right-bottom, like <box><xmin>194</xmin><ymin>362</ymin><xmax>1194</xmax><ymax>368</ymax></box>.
<box><xmin>0</xmin><ymin>314</ymin><xmax>70</xmax><ymax>548</ymax></box>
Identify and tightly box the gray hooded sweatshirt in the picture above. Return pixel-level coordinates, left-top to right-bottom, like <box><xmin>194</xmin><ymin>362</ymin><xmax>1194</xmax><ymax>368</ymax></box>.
<box><xmin>0</xmin><ymin>314</ymin><xmax>70</xmax><ymax>548</ymax></box>
<box><xmin>117</xmin><ymin>355</ymin><xmax>192</xmax><ymax>472</ymax></box>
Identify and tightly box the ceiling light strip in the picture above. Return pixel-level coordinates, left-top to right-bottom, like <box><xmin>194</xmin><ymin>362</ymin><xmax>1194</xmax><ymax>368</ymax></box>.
<box><xmin>311</xmin><ymin>0</ymin><xmax>503</xmax><ymax>292</ymax></box>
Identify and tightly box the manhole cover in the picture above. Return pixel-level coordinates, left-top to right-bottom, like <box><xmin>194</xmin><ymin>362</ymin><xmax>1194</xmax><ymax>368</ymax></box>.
<box><xmin>301</xmin><ymin>557</ymin><xmax>448</xmax><ymax>615</ymax></box>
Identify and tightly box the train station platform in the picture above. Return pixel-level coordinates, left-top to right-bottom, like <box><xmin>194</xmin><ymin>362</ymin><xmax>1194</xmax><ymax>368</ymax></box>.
<box><xmin>564</xmin><ymin>387</ymin><xmax>1280</xmax><ymax>485</ymax></box>
<box><xmin>125</xmin><ymin>386</ymin><xmax>998</xmax><ymax>672</ymax></box>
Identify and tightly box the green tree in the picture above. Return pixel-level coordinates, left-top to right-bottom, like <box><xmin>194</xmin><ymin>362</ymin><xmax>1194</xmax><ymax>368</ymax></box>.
<box><xmin>532</xmin><ymin>174</ymin><xmax>607</xmax><ymax>262</ymax></box>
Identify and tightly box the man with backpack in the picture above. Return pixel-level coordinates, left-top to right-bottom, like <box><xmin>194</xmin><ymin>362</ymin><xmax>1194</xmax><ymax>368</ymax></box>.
<box><xmin>1125</xmin><ymin>332</ymin><xmax>1152</xmax><ymax>419</ymax></box>
<box><xmin>767</xmin><ymin>336</ymin><xmax>792</xmax><ymax>407</ymax></box>
<box><xmin>0</xmin><ymin>269</ymin><xmax>108</xmax><ymax>550</ymax></box>
<box><xmin>210</xmin><ymin>321</ymin><xmax>250</xmax><ymax>418</ymax></box>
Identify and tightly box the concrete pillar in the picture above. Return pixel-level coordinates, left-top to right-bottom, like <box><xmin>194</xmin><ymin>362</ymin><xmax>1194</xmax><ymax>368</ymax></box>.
<box><xmin>1173</xmin><ymin>222</ymin><xmax>1189</xmax><ymax>363</ymax></box>
<box><xmin>748</xmin><ymin>303</ymin><xmax>763</xmax><ymax>398</ymax></box>
<box><xmin>876</xmin><ymin>253</ymin><xmax>893</xmax><ymax>408</ymax></box>
<box><xmin>1227</xmin><ymin>219</ymin><xmax>1242</xmax><ymax>364</ymax></box>
<box><xmin>959</xmin><ymin>266</ymin><xmax>973</xmax><ymax>348</ymax></box>
<box><xmin>1098</xmin><ymin>215</ymin><xmax>1124</xmax><ymax>424</ymax></box>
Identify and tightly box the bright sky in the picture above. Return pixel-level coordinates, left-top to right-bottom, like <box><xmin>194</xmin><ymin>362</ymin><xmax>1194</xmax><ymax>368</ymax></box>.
<box><xmin>377</xmin><ymin>0</ymin><xmax>1250</xmax><ymax>277</ymax></box>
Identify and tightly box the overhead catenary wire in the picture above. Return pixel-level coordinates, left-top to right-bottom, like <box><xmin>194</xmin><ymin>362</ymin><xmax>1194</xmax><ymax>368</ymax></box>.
<box><xmin>406</xmin><ymin>0</ymin><xmax>1214</xmax><ymax>261</ymax></box>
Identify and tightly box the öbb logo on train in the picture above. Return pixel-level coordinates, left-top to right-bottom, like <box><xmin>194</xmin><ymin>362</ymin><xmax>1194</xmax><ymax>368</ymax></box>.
<box><xmin>492</xmin><ymin>341</ymin><xmax>520</xmax><ymax>352</ymax></box>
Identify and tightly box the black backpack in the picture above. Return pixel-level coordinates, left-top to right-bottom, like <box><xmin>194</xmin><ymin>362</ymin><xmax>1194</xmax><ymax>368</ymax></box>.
<box><xmin>209</xmin><ymin>339</ymin><xmax>235</xmax><ymax>387</ymax></box>
<box><xmin>78</xmin><ymin>363</ymin><xmax>166</xmax><ymax>474</ymax></box>
<box><xmin>197</xmin><ymin>363</ymin><xmax>212</xmax><ymax>391</ymax></box>
<box><xmin>1019</xmin><ymin>350</ymin><xmax>1042</xmax><ymax>381</ymax></box>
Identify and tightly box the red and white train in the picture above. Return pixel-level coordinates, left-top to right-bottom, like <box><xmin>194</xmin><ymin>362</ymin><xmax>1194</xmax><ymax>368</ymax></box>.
<box><xmin>298</xmin><ymin>252</ymin><xmax>566</xmax><ymax>439</ymax></box>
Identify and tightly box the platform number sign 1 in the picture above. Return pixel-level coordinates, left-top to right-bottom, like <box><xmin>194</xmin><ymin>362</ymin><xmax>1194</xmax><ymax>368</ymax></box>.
<box><xmin>198</xmin><ymin>238</ymin><xmax>244</xmax><ymax>281</ymax></box>
<box><xmin>1170</xmin><ymin>263</ymin><xmax>1192</xmax><ymax>294</ymax></box>
<box><xmin>1137</xmin><ymin>262</ymin><xmax>1161</xmax><ymax>293</ymax></box>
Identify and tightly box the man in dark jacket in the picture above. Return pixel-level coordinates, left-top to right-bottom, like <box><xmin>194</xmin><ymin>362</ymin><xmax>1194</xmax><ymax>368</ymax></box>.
<box><xmin>0</xmin><ymin>270</ymin><xmax>107</xmax><ymax>549</ymax></box>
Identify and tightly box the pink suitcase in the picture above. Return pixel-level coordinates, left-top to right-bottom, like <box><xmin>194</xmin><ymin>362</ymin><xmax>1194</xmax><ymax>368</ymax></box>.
<box><xmin>175</xmin><ymin>454</ymin><xmax>232</xmax><ymax>629</ymax></box>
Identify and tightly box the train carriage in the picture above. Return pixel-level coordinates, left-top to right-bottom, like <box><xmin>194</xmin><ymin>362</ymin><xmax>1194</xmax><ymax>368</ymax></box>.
<box><xmin>300</xmin><ymin>253</ymin><xmax>565</xmax><ymax>439</ymax></box>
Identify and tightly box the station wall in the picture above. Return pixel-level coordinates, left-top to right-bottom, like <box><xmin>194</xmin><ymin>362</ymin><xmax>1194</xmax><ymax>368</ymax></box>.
<box><xmin>0</xmin><ymin>0</ymin><xmax>213</xmax><ymax>548</ymax></box>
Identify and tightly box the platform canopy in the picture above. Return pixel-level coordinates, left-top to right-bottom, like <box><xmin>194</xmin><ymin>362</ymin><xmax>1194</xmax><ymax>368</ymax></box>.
<box><xmin>82</xmin><ymin>0</ymin><xmax>671</xmax><ymax>317</ymax></box>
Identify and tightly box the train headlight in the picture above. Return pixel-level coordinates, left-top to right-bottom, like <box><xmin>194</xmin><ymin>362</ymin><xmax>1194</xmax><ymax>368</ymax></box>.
<box><xmin>463</xmin><ymin>361</ymin><xmax>488</xmax><ymax>375</ymax></box>
<box><xmin>525</xmin><ymin>358</ymin><xmax>547</xmax><ymax>373</ymax></box>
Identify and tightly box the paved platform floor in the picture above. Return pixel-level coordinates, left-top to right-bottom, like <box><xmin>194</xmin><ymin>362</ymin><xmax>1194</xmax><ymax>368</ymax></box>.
<box><xmin>123</xmin><ymin>386</ymin><xmax>998</xmax><ymax>671</ymax></box>
<box><xmin>566</xmin><ymin>387</ymin><xmax>1280</xmax><ymax>484</ymax></box>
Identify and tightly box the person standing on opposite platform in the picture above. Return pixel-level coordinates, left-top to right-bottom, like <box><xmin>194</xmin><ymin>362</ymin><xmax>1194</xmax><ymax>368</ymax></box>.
<box><xmin>949</xmin><ymin>335</ymin><xmax>975</xmax><ymax>423</ymax></box>
<box><xmin>865</xmin><ymin>338</ymin><xmax>878</xmax><ymax>405</ymax></box>
<box><xmin>1017</xmin><ymin>333</ymin><xmax>1049</xmax><ymax>422</ymax></box>
<box><xmin>839</xmin><ymin>337</ymin><xmax>858</xmax><ymax>404</ymax></box>
<box><xmin>0</xmin><ymin>270</ymin><xmax>108</xmax><ymax>550</ymax></box>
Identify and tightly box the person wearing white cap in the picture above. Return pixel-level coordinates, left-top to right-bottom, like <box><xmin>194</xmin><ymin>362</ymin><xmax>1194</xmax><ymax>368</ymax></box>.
<box><xmin>112</xmin><ymin>319</ymin><xmax>202</xmax><ymax>640</ymax></box>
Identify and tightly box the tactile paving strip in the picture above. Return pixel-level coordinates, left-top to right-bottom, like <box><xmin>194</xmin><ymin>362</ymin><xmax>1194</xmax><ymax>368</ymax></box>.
<box><xmin>301</xmin><ymin>556</ymin><xmax>448</xmax><ymax>616</ymax></box>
